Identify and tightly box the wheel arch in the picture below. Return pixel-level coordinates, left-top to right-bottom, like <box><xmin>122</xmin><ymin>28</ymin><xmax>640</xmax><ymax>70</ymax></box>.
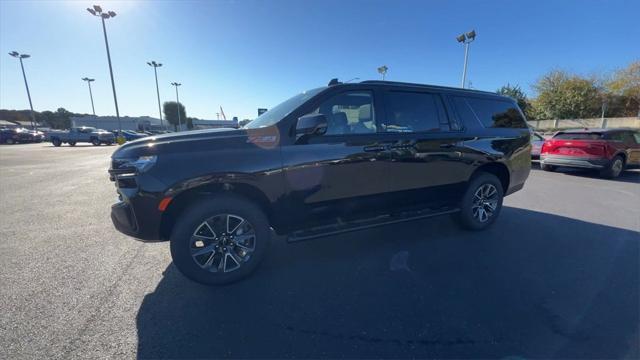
<box><xmin>159</xmin><ymin>182</ymin><xmax>274</xmax><ymax>240</ymax></box>
<box><xmin>471</xmin><ymin>162</ymin><xmax>510</xmax><ymax>193</ymax></box>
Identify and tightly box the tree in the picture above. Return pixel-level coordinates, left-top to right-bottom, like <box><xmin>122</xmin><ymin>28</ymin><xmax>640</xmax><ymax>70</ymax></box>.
<box><xmin>163</xmin><ymin>101</ymin><xmax>186</xmax><ymax>131</ymax></box>
<box><xmin>606</xmin><ymin>61</ymin><xmax>640</xmax><ymax>117</ymax></box>
<box><xmin>496</xmin><ymin>84</ymin><xmax>532</xmax><ymax>118</ymax></box>
<box><xmin>532</xmin><ymin>70</ymin><xmax>601</xmax><ymax>119</ymax></box>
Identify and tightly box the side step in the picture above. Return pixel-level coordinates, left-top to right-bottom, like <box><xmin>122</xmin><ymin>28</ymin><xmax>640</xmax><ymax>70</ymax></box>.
<box><xmin>287</xmin><ymin>206</ymin><xmax>460</xmax><ymax>242</ymax></box>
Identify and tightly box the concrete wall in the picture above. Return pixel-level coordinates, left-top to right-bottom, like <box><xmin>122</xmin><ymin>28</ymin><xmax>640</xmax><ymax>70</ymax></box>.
<box><xmin>528</xmin><ymin>117</ymin><xmax>640</xmax><ymax>130</ymax></box>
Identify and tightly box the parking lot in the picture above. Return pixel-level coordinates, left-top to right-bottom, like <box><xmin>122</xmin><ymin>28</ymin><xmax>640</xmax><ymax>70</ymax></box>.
<box><xmin>0</xmin><ymin>143</ymin><xmax>638</xmax><ymax>359</ymax></box>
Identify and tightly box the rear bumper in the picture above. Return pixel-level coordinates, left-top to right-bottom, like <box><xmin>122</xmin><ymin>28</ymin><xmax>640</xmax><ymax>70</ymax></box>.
<box><xmin>540</xmin><ymin>155</ymin><xmax>608</xmax><ymax>169</ymax></box>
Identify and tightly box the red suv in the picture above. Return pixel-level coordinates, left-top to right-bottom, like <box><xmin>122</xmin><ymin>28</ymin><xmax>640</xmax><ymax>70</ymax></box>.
<box><xmin>540</xmin><ymin>128</ymin><xmax>640</xmax><ymax>178</ymax></box>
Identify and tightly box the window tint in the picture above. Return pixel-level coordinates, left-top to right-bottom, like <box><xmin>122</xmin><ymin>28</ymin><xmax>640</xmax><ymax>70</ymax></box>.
<box><xmin>633</xmin><ymin>132</ymin><xmax>640</xmax><ymax>144</ymax></box>
<box><xmin>382</xmin><ymin>91</ymin><xmax>447</xmax><ymax>133</ymax></box>
<box><xmin>455</xmin><ymin>97</ymin><xmax>527</xmax><ymax>128</ymax></box>
<box><xmin>313</xmin><ymin>91</ymin><xmax>376</xmax><ymax>135</ymax></box>
<box><xmin>606</xmin><ymin>132</ymin><xmax>624</xmax><ymax>141</ymax></box>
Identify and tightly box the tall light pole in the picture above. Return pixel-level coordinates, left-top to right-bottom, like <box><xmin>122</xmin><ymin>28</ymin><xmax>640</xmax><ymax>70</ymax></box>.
<box><xmin>377</xmin><ymin>65</ymin><xmax>388</xmax><ymax>80</ymax></box>
<box><xmin>8</xmin><ymin>51</ymin><xmax>36</xmax><ymax>130</ymax></box>
<box><xmin>147</xmin><ymin>61</ymin><xmax>164</xmax><ymax>129</ymax></box>
<box><xmin>81</xmin><ymin>77</ymin><xmax>96</xmax><ymax>116</ymax></box>
<box><xmin>456</xmin><ymin>30</ymin><xmax>476</xmax><ymax>89</ymax></box>
<box><xmin>171</xmin><ymin>82</ymin><xmax>182</xmax><ymax>131</ymax></box>
<box><xmin>87</xmin><ymin>5</ymin><xmax>122</xmax><ymax>139</ymax></box>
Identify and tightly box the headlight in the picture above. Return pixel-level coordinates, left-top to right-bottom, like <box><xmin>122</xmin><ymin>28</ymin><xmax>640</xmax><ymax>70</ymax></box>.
<box><xmin>123</xmin><ymin>155</ymin><xmax>157</xmax><ymax>173</ymax></box>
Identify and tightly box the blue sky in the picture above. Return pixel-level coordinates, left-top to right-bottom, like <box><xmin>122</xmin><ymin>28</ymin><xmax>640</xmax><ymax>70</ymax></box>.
<box><xmin>1</xmin><ymin>0</ymin><xmax>638</xmax><ymax>120</ymax></box>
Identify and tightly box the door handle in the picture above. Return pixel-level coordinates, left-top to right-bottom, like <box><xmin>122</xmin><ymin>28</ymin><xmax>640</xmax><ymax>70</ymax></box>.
<box><xmin>439</xmin><ymin>143</ymin><xmax>455</xmax><ymax>148</ymax></box>
<box><xmin>363</xmin><ymin>145</ymin><xmax>386</xmax><ymax>152</ymax></box>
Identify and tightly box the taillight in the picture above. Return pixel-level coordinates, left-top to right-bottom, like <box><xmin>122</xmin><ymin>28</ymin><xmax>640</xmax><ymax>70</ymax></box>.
<box><xmin>541</xmin><ymin>141</ymin><xmax>549</xmax><ymax>154</ymax></box>
<box><xmin>587</xmin><ymin>144</ymin><xmax>606</xmax><ymax>157</ymax></box>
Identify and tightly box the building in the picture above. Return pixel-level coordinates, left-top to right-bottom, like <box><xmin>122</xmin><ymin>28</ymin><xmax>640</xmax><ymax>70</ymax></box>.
<box><xmin>71</xmin><ymin>116</ymin><xmax>162</xmax><ymax>131</ymax></box>
<box><xmin>70</xmin><ymin>115</ymin><xmax>239</xmax><ymax>132</ymax></box>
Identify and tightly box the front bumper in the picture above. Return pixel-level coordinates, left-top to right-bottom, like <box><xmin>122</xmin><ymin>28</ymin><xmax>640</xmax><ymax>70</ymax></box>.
<box><xmin>540</xmin><ymin>155</ymin><xmax>608</xmax><ymax>169</ymax></box>
<box><xmin>111</xmin><ymin>197</ymin><xmax>164</xmax><ymax>242</ymax></box>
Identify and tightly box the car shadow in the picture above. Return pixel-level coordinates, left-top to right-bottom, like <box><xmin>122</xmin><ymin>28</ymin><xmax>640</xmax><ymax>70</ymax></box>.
<box><xmin>136</xmin><ymin>207</ymin><xmax>639</xmax><ymax>359</ymax></box>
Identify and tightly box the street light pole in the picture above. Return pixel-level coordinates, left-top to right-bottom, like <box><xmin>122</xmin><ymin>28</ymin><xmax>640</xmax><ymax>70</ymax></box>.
<box><xmin>171</xmin><ymin>82</ymin><xmax>182</xmax><ymax>131</ymax></box>
<box><xmin>82</xmin><ymin>77</ymin><xmax>96</xmax><ymax>115</ymax></box>
<box><xmin>456</xmin><ymin>30</ymin><xmax>476</xmax><ymax>89</ymax></box>
<box><xmin>9</xmin><ymin>51</ymin><xmax>36</xmax><ymax>130</ymax></box>
<box><xmin>87</xmin><ymin>5</ymin><xmax>122</xmax><ymax>139</ymax></box>
<box><xmin>147</xmin><ymin>61</ymin><xmax>164</xmax><ymax>129</ymax></box>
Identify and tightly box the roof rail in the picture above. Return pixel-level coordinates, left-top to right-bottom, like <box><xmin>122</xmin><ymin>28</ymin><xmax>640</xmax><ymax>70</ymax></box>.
<box><xmin>359</xmin><ymin>80</ymin><xmax>498</xmax><ymax>95</ymax></box>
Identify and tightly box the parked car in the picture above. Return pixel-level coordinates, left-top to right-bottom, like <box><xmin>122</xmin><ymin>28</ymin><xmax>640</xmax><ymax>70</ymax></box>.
<box><xmin>30</xmin><ymin>129</ymin><xmax>45</xmax><ymax>143</ymax></box>
<box><xmin>1</xmin><ymin>128</ymin><xmax>35</xmax><ymax>144</ymax></box>
<box><xmin>540</xmin><ymin>128</ymin><xmax>640</xmax><ymax>178</ymax></box>
<box><xmin>111</xmin><ymin>130</ymin><xmax>147</xmax><ymax>141</ymax></box>
<box><xmin>530</xmin><ymin>132</ymin><xmax>545</xmax><ymax>159</ymax></box>
<box><xmin>49</xmin><ymin>127</ymin><xmax>115</xmax><ymax>146</ymax></box>
<box><xmin>109</xmin><ymin>80</ymin><xmax>531</xmax><ymax>285</ymax></box>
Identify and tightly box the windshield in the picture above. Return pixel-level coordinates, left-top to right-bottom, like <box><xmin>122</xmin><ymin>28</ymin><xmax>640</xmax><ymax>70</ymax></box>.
<box><xmin>244</xmin><ymin>87</ymin><xmax>325</xmax><ymax>129</ymax></box>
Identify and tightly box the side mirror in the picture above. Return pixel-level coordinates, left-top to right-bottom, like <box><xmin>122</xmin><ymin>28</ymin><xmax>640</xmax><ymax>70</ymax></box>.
<box><xmin>296</xmin><ymin>113</ymin><xmax>328</xmax><ymax>136</ymax></box>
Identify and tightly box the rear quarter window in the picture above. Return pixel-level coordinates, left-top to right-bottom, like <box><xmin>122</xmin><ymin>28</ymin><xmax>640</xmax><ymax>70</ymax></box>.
<box><xmin>453</xmin><ymin>96</ymin><xmax>527</xmax><ymax>129</ymax></box>
<box><xmin>553</xmin><ymin>133</ymin><xmax>603</xmax><ymax>140</ymax></box>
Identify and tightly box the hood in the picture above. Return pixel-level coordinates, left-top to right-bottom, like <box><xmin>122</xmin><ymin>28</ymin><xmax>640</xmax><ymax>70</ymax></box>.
<box><xmin>111</xmin><ymin>127</ymin><xmax>248</xmax><ymax>159</ymax></box>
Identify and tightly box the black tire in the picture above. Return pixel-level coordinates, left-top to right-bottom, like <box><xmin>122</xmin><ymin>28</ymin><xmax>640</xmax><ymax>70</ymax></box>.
<box><xmin>541</xmin><ymin>163</ymin><xmax>556</xmax><ymax>172</ymax></box>
<box><xmin>68</xmin><ymin>141</ymin><xmax>76</xmax><ymax>147</ymax></box>
<box><xmin>6</xmin><ymin>138</ymin><xmax>15</xmax><ymax>145</ymax></box>
<box><xmin>170</xmin><ymin>193</ymin><xmax>271</xmax><ymax>285</ymax></box>
<box><xmin>453</xmin><ymin>173</ymin><xmax>504</xmax><ymax>231</ymax></box>
<box><xmin>52</xmin><ymin>138</ymin><xmax>62</xmax><ymax>147</ymax></box>
<box><xmin>105</xmin><ymin>142</ymin><xmax>114</xmax><ymax>146</ymax></box>
<box><xmin>600</xmin><ymin>155</ymin><xmax>625</xmax><ymax>179</ymax></box>
<box><xmin>91</xmin><ymin>138</ymin><xmax>101</xmax><ymax>146</ymax></box>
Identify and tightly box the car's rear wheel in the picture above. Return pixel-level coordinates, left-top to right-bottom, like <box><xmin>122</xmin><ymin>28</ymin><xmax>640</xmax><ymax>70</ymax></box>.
<box><xmin>541</xmin><ymin>163</ymin><xmax>556</xmax><ymax>172</ymax></box>
<box><xmin>170</xmin><ymin>194</ymin><xmax>270</xmax><ymax>285</ymax></box>
<box><xmin>91</xmin><ymin>138</ymin><xmax>101</xmax><ymax>146</ymax></box>
<box><xmin>68</xmin><ymin>141</ymin><xmax>76</xmax><ymax>147</ymax></box>
<box><xmin>5</xmin><ymin>138</ymin><xmax>15</xmax><ymax>145</ymax></box>
<box><xmin>52</xmin><ymin>138</ymin><xmax>62</xmax><ymax>147</ymax></box>
<box><xmin>600</xmin><ymin>155</ymin><xmax>624</xmax><ymax>179</ymax></box>
<box><xmin>454</xmin><ymin>173</ymin><xmax>504</xmax><ymax>231</ymax></box>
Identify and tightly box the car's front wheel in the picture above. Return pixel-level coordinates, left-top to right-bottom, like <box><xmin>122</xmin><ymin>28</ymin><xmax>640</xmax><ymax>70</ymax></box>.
<box><xmin>454</xmin><ymin>172</ymin><xmax>504</xmax><ymax>231</ymax></box>
<box><xmin>52</xmin><ymin>138</ymin><xmax>62</xmax><ymax>147</ymax></box>
<box><xmin>91</xmin><ymin>138</ymin><xmax>101</xmax><ymax>146</ymax></box>
<box><xmin>170</xmin><ymin>194</ymin><xmax>270</xmax><ymax>285</ymax></box>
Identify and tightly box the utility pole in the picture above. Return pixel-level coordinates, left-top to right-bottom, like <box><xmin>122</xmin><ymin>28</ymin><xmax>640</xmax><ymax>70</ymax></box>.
<box><xmin>171</xmin><ymin>82</ymin><xmax>182</xmax><ymax>131</ymax></box>
<box><xmin>9</xmin><ymin>51</ymin><xmax>36</xmax><ymax>130</ymax></box>
<box><xmin>147</xmin><ymin>61</ymin><xmax>164</xmax><ymax>129</ymax></box>
<box><xmin>87</xmin><ymin>5</ymin><xmax>122</xmax><ymax>140</ymax></box>
<box><xmin>82</xmin><ymin>77</ymin><xmax>96</xmax><ymax>115</ymax></box>
<box><xmin>456</xmin><ymin>30</ymin><xmax>476</xmax><ymax>89</ymax></box>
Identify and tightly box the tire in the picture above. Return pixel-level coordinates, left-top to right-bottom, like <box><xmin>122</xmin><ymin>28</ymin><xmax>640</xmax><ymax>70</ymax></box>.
<box><xmin>105</xmin><ymin>142</ymin><xmax>114</xmax><ymax>146</ymax></box>
<box><xmin>52</xmin><ymin>138</ymin><xmax>62</xmax><ymax>147</ymax></box>
<box><xmin>91</xmin><ymin>138</ymin><xmax>101</xmax><ymax>146</ymax></box>
<box><xmin>454</xmin><ymin>173</ymin><xmax>504</xmax><ymax>231</ymax></box>
<box><xmin>68</xmin><ymin>141</ymin><xmax>76</xmax><ymax>147</ymax></box>
<box><xmin>170</xmin><ymin>193</ymin><xmax>271</xmax><ymax>285</ymax></box>
<box><xmin>600</xmin><ymin>155</ymin><xmax>624</xmax><ymax>179</ymax></box>
<box><xmin>6</xmin><ymin>138</ymin><xmax>15</xmax><ymax>145</ymax></box>
<box><xmin>541</xmin><ymin>163</ymin><xmax>556</xmax><ymax>172</ymax></box>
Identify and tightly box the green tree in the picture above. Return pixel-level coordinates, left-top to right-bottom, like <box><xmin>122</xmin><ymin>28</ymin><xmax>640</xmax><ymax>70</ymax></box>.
<box><xmin>606</xmin><ymin>61</ymin><xmax>640</xmax><ymax>117</ymax></box>
<box><xmin>163</xmin><ymin>101</ymin><xmax>186</xmax><ymax>131</ymax></box>
<box><xmin>496</xmin><ymin>83</ymin><xmax>532</xmax><ymax>119</ymax></box>
<box><xmin>532</xmin><ymin>70</ymin><xmax>601</xmax><ymax>119</ymax></box>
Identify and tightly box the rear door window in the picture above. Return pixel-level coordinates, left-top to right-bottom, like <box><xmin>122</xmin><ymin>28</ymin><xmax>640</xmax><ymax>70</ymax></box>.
<box><xmin>454</xmin><ymin>96</ymin><xmax>527</xmax><ymax>128</ymax></box>
<box><xmin>381</xmin><ymin>91</ymin><xmax>449</xmax><ymax>133</ymax></box>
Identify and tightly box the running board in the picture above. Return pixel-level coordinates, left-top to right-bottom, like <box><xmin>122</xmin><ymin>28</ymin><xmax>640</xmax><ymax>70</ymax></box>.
<box><xmin>287</xmin><ymin>207</ymin><xmax>460</xmax><ymax>242</ymax></box>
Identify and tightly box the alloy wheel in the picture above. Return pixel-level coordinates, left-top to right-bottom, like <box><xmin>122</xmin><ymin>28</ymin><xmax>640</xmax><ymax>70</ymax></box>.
<box><xmin>190</xmin><ymin>214</ymin><xmax>256</xmax><ymax>273</ymax></box>
<box><xmin>472</xmin><ymin>183</ymin><xmax>499</xmax><ymax>223</ymax></box>
<box><xmin>612</xmin><ymin>159</ymin><xmax>623</xmax><ymax>177</ymax></box>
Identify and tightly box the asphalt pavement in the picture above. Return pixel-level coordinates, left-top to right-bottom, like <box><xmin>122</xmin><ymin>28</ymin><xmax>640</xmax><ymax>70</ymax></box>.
<box><xmin>0</xmin><ymin>143</ymin><xmax>638</xmax><ymax>359</ymax></box>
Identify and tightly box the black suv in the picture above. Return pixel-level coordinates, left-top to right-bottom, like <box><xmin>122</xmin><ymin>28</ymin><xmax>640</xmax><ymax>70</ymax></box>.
<box><xmin>109</xmin><ymin>80</ymin><xmax>531</xmax><ymax>284</ymax></box>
